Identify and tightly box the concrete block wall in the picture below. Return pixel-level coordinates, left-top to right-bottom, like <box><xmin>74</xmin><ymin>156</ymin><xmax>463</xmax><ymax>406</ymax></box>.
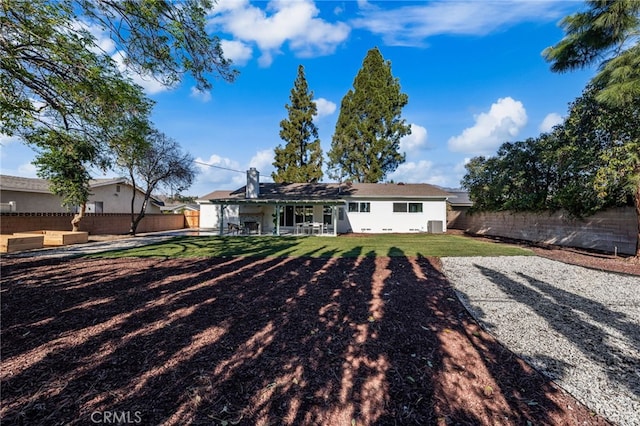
<box><xmin>1</xmin><ymin>213</ymin><xmax>185</xmax><ymax>235</ymax></box>
<box><xmin>459</xmin><ymin>207</ymin><xmax>637</xmax><ymax>255</ymax></box>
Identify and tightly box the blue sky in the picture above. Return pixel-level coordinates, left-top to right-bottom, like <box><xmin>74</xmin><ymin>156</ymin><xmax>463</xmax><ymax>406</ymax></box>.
<box><xmin>0</xmin><ymin>0</ymin><xmax>597</xmax><ymax>197</ymax></box>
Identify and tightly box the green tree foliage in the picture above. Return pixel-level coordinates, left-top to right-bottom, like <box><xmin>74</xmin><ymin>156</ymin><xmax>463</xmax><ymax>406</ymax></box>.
<box><xmin>1</xmin><ymin>0</ymin><xmax>232</xmax><ymax>229</ymax></box>
<box><xmin>543</xmin><ymin>0</ymin><xmax>640</xmax><ymax>255</ymax></box>
<box><xmin>327</xmin><ymin>47</ymin><xmax>410</xmax><ymax>183</ymax></box>
<box><xmin>462</xmin><ymin>138</ymin><xmax>557</xmax><ymax>213</ymax></box>
<box><xmin>119</xmin><ymin>130</ymin><xmax>197</xmax><ymax>235</ymax></box>
<box><xmin>272</xmin><ymin>65</ymin><xmax>323</xmax><ymax>183</ymax></box>
<box><xmin>32</xmin><ymin>134</ymin><xmax>97</xmax><ymax>231</ymax></box>
<box><xmin>551</xmin><ymin>84</ymin><xmax>637</xmax><ymax>213</ymax></box>
<box><xmin>543</xmin><ymin>0</ymin><xmax>640</xmax><ymax>106</ymax></box>
<box><xmin>25</xmin><ymin>53</ymin><xmax>152</xmax><ymax>229</ymax></box>
<box><xmin>462</xmin><ymin>83</ymin><xmax>639</xmax><ymax>254</ymax></box>
<box><xmin>1</xmin><ymin>0</ymin><xmax>237</xmax><ymax>137</ymax></box>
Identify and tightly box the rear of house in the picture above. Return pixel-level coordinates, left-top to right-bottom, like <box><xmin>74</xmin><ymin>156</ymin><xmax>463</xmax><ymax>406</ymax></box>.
<box><xmin>197</xmin><ymin>169</ymin><xmax>450</xmax><ymax>235</ymax></box>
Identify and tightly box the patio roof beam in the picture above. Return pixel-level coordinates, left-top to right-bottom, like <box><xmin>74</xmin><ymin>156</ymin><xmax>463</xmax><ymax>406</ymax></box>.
<box><xmin>205</xmin><ymin>199</ymin><xmax>344</xmax><ymax>205</ymax></box>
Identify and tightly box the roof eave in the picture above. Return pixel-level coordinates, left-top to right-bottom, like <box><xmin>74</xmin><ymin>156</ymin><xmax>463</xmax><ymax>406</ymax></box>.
<box><xmin>203</xmin><ymin>198</ymin><xmax>344</xmax><ymax>205</ymax></box>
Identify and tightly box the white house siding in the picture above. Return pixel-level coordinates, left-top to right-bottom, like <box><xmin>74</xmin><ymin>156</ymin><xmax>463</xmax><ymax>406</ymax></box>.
<box><xmin>199</xmin><ymin>200</ymin><xmax>447</xmax><ymax>235</ymax></box>
<box><xmin>199</xmin><ymin>203</ymin><xmax>239</xmax><ymax>230</ymax></box>
<box><xmin>340</xmin><ymin>199</ymin><xmax>447</xmax><ymax>234</ymax></box>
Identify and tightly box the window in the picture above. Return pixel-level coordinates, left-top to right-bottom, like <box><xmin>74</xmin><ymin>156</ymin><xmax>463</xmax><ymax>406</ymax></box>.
<box><xmin>393</xmin><ymin>203</ymin><xmax>407</xmax><ymax>212</ymax></box>
<box><xmin>280</xmin><ymin>205</ymin><xmax>313</xmax><ymax>226</ymax></box>
<box><xmin>87</xmin><ymin>201</ymin><xmax>103</xmax><ymax>213</ymax></box>
<box><xmin>323</xmin><ymin>206</ymin><xmax>333</xmax><ymax>225</ymax></box>
<box><xmin>348</xmin><ymin>202</ymin><xmax>370</xmax><ymax>213</ymax></box>
<box><xmin>338</xmin><ymin>207</ymin><xmax>344</xmax><ymax>221</ymax></box>
<box><xmin>280</xmin><ymin>206</ymin><xmax>294</xmax><ymax>226</ymax></box>
<box><xmin>408</xmin><ymin>203</ymin><xmax>423</xmax><ymax>213</ymax></box>
<box><xmin>393</xmin><ymin>202</ymin><xmax>423</xmax><ymax>213</ymax></box>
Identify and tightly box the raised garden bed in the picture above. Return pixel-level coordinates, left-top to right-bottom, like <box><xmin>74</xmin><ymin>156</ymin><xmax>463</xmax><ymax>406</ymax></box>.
<box><xmin>14</xmin><ymin>230</ymin><xmax>89</xmax><ymax>246</ymax></box>
<box><xmin>0</xmin><ymin>234</ymin><xmax>44</xmax><ymax>253</ymax></box>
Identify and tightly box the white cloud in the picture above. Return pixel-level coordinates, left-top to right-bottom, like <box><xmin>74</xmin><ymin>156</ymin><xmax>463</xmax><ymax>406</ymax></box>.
<box><xmin>539</xmin><ymin>112</ymin><xmax>563</xmax><ymax>133</ymax></box>
<box><xmin>220</xmin><ymin>39</ymin><xmax>253</xmax><ymax>66</ymax></box>
<box><xmin>388</xmin><ymin>156</ymin><xmax>471</xmax><ymax>188</ymax></box>
<box><xmin>388</xmin><ymin>160</ymin><xmax>451</xmax><ymax>187</ymax></box>
<box><xmin>191</xmin><ymin>154</ymin><xmax>242</xmax><ymax>194</ymax></box>
<box><xmin>356</xmin><ymin>0</ymin><xmax>376</xmax><ymax>11</ymax></box>
<box><xmin>248</xmin><ymin>149</ymin><xmax>275</xmax><ymax>176</ymax></box>
<box><xmin>400</xmin><ymin>124</ymin><xmax>428</xmax><ymax>153</ymax></box>
<box><xmin>314</xmin><ymin>98</ymin><xmax>336</xmax><ymax>119</ymax></box>
<box><xmin>0</xmin><ymin>133</ymin><xmax>19</xmax><ymax>147</ymax></box>
<box><xmin>208</xmin><ymin>0</ymin><xmax>350</xmax><ymax>66</ymax></box>
<box><xmin>448</xmin><ymin>97</ymin><xmax>527</xmax><ymax>155</ymax></box>
<box><xmin>0</xmin><ymin>135</ymin><xmax>38</xmax><ymax>177</ymax></box>
<box><xmin>190</xmin><ymin>87</ymin><xmax>212</xmax><ymax>103</ymax></box>
<box><xmin>72</xmin><ymin>19</ymin><xmax>173</xmax><ymax>95</ymax></box>
<box><xmin>71</xmin><ymin>20</ymin><xmax>116</xmax><ymax>54</ymax></box>
<box><xmin>112</xmin><ymin>51</ymin><xmax>172</xmax><ymax>95</ymax></box>
<box><xmin>192</xmin><ymin>150</ymin><xmax>275</xmax><ymax>195</ymax></box>
<box><xmin>17</xmin><ymin>162</ymin><xmax>38</xmax><ymax>177</ymax></box>
<box><xmin>212</xmin><ymin>149</ymin><xmax>275</xmax><ymax>189</ymax></box>
<box><xmin>352</xmin><ymin>1</ymin><xmax>571</xmax><ymax>46</ymax></box>
<box><xmin>455</xmin><ymin>158</ymin><xmax>472</xmax><ymax>175</ymax></box>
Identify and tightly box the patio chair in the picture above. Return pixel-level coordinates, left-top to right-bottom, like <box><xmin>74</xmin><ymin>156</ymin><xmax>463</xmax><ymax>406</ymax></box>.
<box><xmin>311</xmin><ymin>222</ymin><xmax>322</xmax><ymax>235</ymax></box>
<box><xmin>244</xmin><ymin>221</ymin><xmax>260</xmax><ymax>235</ymax></box>
<box><xmin>228</xmin><ymin>223</ymin><xmax>240</xmax><ymax>235</ymax></box>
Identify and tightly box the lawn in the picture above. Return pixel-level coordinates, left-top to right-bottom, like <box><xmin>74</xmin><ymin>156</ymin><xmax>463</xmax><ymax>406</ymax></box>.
<box><xmin>90</xmin><ymin>233</ymin><xmax>533</xmax><ymax>258</ymax></box>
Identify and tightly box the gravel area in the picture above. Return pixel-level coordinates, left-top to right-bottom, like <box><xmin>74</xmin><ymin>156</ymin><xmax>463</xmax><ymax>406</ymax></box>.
<box><xmin>440</xmin><ymin>256</ymin><xmax>640</xmax><ymax>426</ymax></box>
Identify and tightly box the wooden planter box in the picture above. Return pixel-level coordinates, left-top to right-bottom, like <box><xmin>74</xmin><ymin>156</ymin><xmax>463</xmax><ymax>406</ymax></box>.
<box><xmin>14</xmin><ymin>230</ymin><xmax>89</xmax><ymax>246</ymax></box>
<box><xmin>1</xmin><ymin>235</ymin><xmax>45</xmax><ymax>253</ymax></box>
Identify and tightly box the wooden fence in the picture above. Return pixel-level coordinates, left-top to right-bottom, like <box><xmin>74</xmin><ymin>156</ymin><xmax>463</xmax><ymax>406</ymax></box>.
<box><xmin>1</xmin><ymin>213</ymin><xmax>187</xmax><ymax>235</ymax></box>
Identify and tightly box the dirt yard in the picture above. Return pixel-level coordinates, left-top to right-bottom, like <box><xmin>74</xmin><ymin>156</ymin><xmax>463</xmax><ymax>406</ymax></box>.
<box><xmin>1</xmin><ymin>251</ymin><xmax>620</xmax><ymax>425</ymax></box>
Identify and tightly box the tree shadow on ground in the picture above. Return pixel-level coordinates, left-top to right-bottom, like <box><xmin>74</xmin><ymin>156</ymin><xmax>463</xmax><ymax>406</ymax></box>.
<box><xmin>0</xmin><ymin>251</ymin><xmax>608</xmax><ymax>425</ymax></box>
<box><xmin>475</xmin><ymin>265</ymin><xmax>639</xmax><ymax>401</ymax></box>
<box><xmin>518</xmin><ymin>273</ymin><xmax>640</xmax><ymax>396</ymax></box>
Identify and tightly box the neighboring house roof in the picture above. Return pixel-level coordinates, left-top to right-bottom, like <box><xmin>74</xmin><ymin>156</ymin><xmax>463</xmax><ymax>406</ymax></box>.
<box><xmin>445</xmin><ymin>190</ymin><xmax>473</xmax><ymax>207</ymax></box>
<box><xmin>160</xmin><ymin>203</ymin><xmax>200</xmax><ymax>212</ymax></box>
<box><xmin>198</xmin><ymin>182</ymin><xmax>451</xmax><ymax>204</ymax></box>
<box><xmin>1</xmin><ymin>175</ymin><xmax>128</xmax><ymax>192</ymax></box>
<box><xmin>1</xmin><ymin>175</ymin><xmax>59</xmax><ymax>194</ymax></box>
<box><xmin>0</xmin><ymin>174</ymin><xmax>163</xmax><ymax>205</ymax></box>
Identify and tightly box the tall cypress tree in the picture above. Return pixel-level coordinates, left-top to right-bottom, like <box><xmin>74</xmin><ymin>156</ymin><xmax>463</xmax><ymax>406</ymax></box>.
<box><xmin>272</xmin><ymin>65</ymin><xmax>323</xmax><ymax>183</ymax></box>
<box><xmin>327</xmin><ymin>47</ymin><xmax>410</xmax><ymax>183</ymax></box>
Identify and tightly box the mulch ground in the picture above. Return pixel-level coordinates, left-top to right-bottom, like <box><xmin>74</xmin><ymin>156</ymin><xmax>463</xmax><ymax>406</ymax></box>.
<box><xmin>1</xmin><ymin>253</ymin><xmax>614</xmax><ymax>425</ymax></box>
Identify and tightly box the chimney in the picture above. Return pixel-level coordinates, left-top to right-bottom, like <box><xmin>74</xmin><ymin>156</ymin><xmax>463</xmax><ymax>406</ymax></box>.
<box><xmin>246</xmin><ymin>168</ymin><xmax>260</xmax><ymax>199</ymax></box>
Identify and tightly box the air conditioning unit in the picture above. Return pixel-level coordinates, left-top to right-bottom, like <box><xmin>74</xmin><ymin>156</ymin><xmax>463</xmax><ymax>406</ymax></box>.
<box><xmin>427</xmin><ymin>220</ymin><xmax>444</xmax><ymax>233</ymax></box>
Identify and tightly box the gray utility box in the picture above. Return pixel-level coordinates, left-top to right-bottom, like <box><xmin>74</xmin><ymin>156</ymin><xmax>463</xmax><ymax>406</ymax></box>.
<box><xmin>427</xmin><ymin>220</ymin><xmax>444</xmax><ymax>233</ymax></box>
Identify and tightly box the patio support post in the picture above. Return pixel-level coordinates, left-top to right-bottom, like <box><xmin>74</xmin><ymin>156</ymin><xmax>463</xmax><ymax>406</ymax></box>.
<box><xmin>219</xmin><ymin>204</ymin><xmax>226</xmax><ymax>236</ymax></box>
<box><xmin>333</xmin><ymin>205</ymin><xmax>338</xmax><ymax>236</ymax></box>
<box><xmin>275</xmin><ymin>204</ymin><xmax>281</xmax><ymax>236</ymax></box>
